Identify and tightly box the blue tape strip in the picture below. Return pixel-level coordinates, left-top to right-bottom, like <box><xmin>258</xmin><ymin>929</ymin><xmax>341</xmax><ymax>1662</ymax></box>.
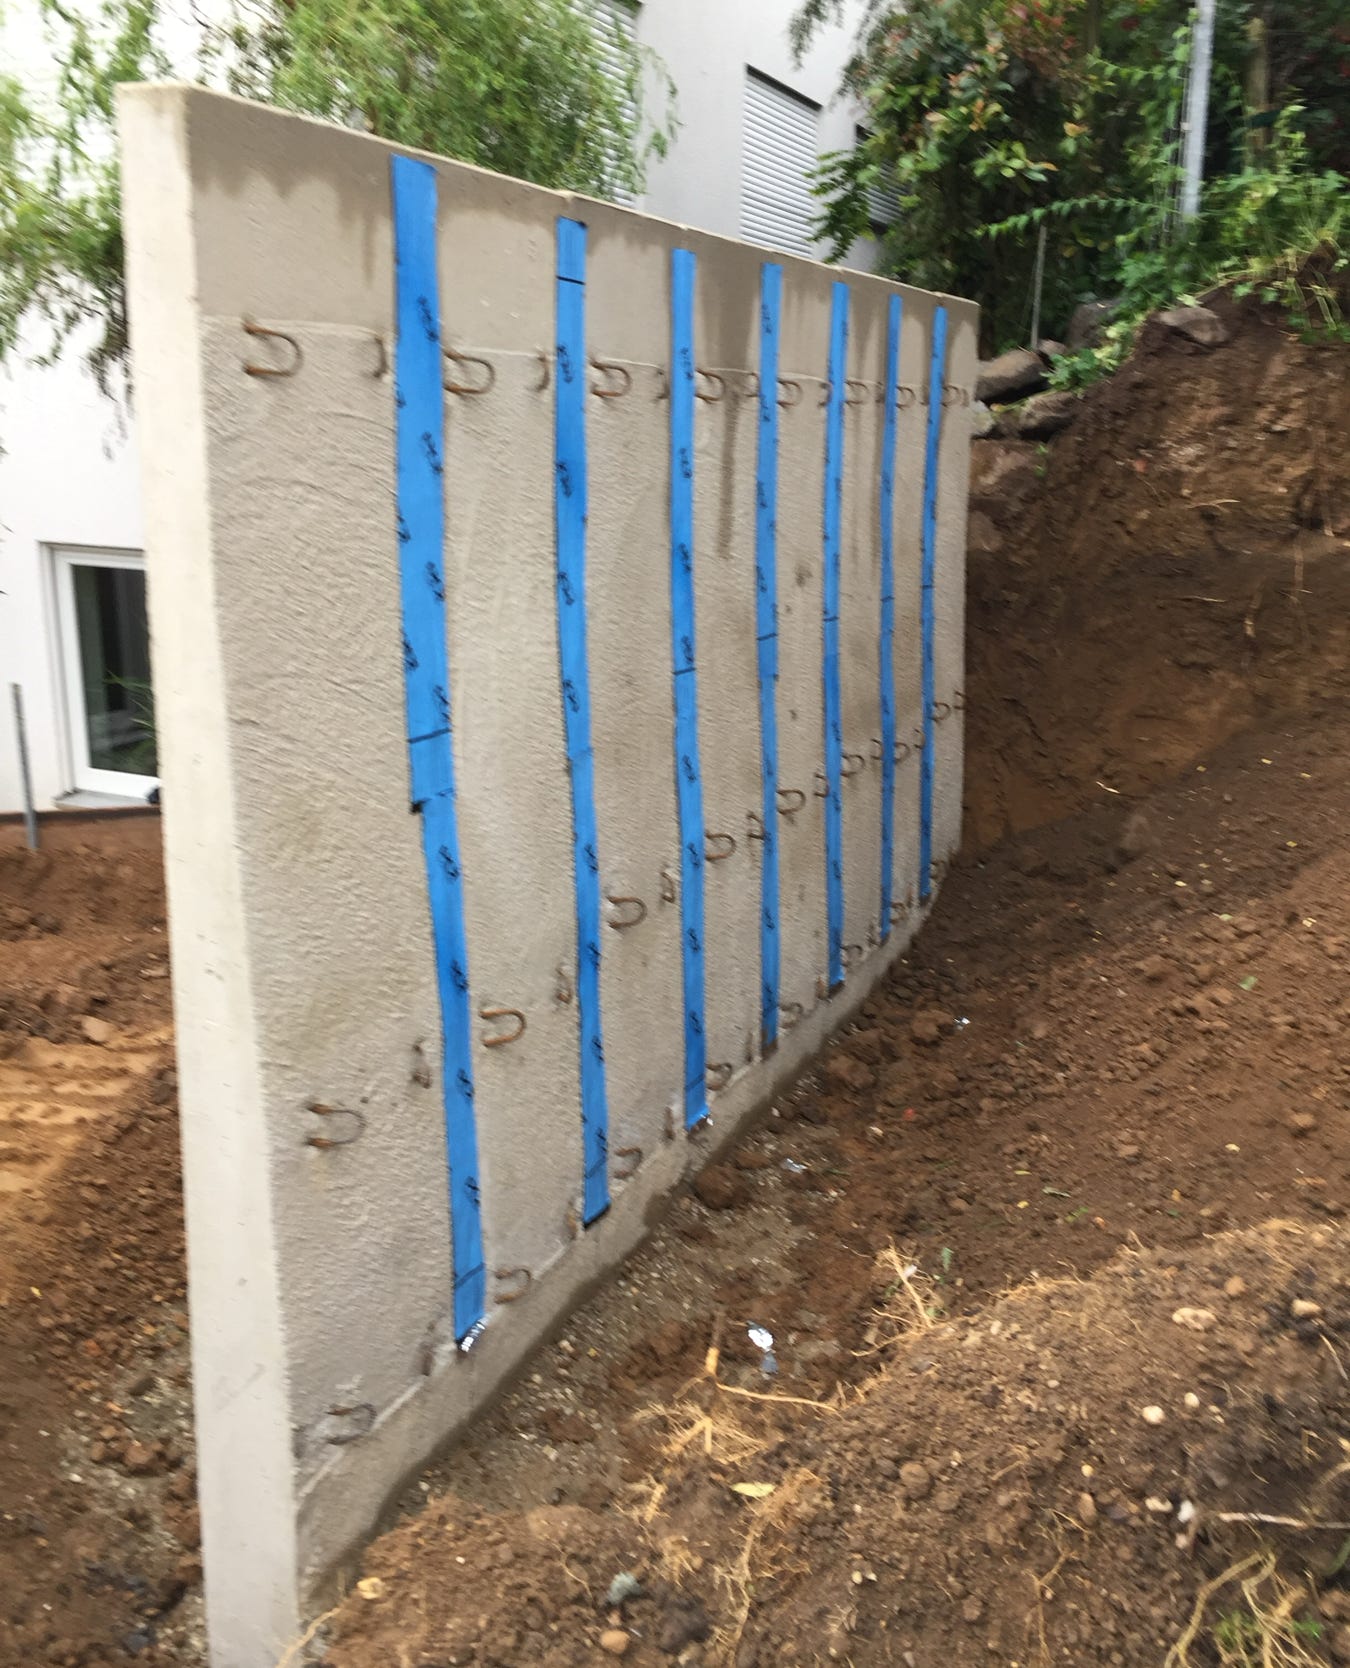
<box><xmin>670</xmin><ymin>248</ymin><xmax>707</xmax><ymax>1128</ymax></box>
<box><xmin>878</xmin><ymin>294</ymin><xmax>902</xmax><ymax>942</ymax></box>
<box><xmin>754</xmin><ymin>263</ymin><xmax>783</xmax><ymax>1048</ymax></box>
<box><xmin>919</xmin><ymin>305</ymin><xmax>949</xmax><ymax>903</ymax></box>
<box><xmin>554</xmin><ymin>217</ymin><xmax>611</xmax><ymax>1224</ymax></box>
<box><xmin>391</xmin><ymin>155</ymin><xmax>486</xmax><ymax>1339</ymax></box>
<box><xmin>821</xmin><ymin>282</ymin><xmax>849</xmax><ymax>989</ymax></box>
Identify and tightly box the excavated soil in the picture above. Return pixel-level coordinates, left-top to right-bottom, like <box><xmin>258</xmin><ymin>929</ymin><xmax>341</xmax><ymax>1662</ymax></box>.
<box><xmin>0</xmin><ymin>300</ymin><xmax>1347</xmax><ymax>1668</ymax></box>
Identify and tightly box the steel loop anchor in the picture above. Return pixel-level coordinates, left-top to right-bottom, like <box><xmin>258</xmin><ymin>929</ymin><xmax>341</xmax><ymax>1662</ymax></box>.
<box><xmin>606</xmin><ymin>895</ymin><xmax>648</xmax><ymax>929</ymax></box>
<box><xmin>695</xmin><ymin>368</ymin><xmax>726</xmax><ymax>402</ymax></box>
<box><xmin>480</xmin><ymin>1007</ymin><xmax>526</xmax><ymax>1047</ymax></box>
<box><xmin>705</xmin><ymin>832</ymin><xmax>736</xmax><ymax>862</ymax></box>
<box><xmin>590</xmin><ymin>356</ymin><xmax>632</xmax><ymax>398</ymax></box>
<box><xmin>706</xmin><ymin>1061</ymin><xmax>733</xmax><ymax>1092</ymax></box>
<box><xmin>493</xmin><ymin>1267</ymin><xmax>532</xmax><ymax>1304</ymax></box>
<box><xmin>779</xmin><ymin>1001</ymin><xmax>804</xmax><ymax>1030</ymax></box>
<box><xmin>320</xmin><ymin>1403</ymin><xmax>375</xmax><ymax>1446</ymax></box>
<box><xmin>614</xmin><ymin>1145</ymin><xmax>643</xmax><ymax>1180</ymax></box>
<box><xmin>932</xmin><ymin>700</ymin><xmax>953</xmax><ymax>723</ymax></box>
<box><xmin>776</xmin><ymin>377</ymin><xmax>802</xmax><ymax>408</ymax></box>
<box><xmin>841</xmin><ymin>753</ymin><xmax>866</xmax><ymax>778</ymax></box>
<box><xmin>242</xmin><ymin>320</ymin><xmax>303</xmax><ymax>378</ymax></box>
<box><xmin>443</xmin><ymin>346</ymin><xmax>496</xmax><ymax>396</ymax></box>
<box><xmin>777</xmin><ymin>787</ymin><xmax>806</xmax><ymax>815</ymax></box>
<box><xmin>303</xmin><ymin>1101</ymin><xmax>366</xmax><ymax>1150</ymax></box>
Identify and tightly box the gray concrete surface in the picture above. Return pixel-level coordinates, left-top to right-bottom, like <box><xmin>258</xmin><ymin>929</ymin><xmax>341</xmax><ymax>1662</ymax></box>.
<box><xmin>118</xmin><ymin>85</ymin><xmax>977</xmax><ymax>1668</ymax></box>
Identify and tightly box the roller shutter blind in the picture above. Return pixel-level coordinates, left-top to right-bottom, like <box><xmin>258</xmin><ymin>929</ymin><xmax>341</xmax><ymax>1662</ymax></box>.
<box><xmin>741</xmin><ymin>69</ymin><xmax>821</xmax><ymax>257</ymax></box>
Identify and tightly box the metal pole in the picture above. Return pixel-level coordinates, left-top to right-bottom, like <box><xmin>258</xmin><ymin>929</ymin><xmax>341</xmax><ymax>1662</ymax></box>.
<box><xmin>1180</xmin><ymin>0</ymin><xmax>1217</xmax><ymax>220</ymax></box>
<box><xmin>1029</xmin><ymin>220</ymin><xmax>1048</xmax><ymax>350</ymax></box>
<box><xmin>10</xmin><ymin>683</ymin><xmax>38</xmax><ymax>851</ymax></box>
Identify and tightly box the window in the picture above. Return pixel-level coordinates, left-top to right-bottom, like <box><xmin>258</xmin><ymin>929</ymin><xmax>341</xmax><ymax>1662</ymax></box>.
<box><xmin>857</xmin><ymin>126</ymin><xmax>903</xmax><ymax>234</ymax></box>
<box><xmin>741</xmin><ymin>69</ymin><xmax>821</xmax><ymax>258</ymax></box>
<box><xmin>574</xmin><ymin>0</ymin><xmax>640</xmax><ymax>207</ymax></box>
<box><xmin>52</xmin><ymin>547</ymin><xmax>158</xmax><ymax>797</ymax></box>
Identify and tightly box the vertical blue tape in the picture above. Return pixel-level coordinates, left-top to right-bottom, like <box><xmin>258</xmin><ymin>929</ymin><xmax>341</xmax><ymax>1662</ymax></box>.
<box><xmin>878</xmin><ymin>294</ymin><xmax>902</xmax><ymax>942</ymax></box>
<box><xmin>821</xmin><ymin>282</ymin><xmax>849</xmax><ymax>989</ymax></box>
<box><xmin>919</xmin><ymin>305</ymin><xmax>949</xmax><ymax>903</ymax></box>
<box><xmin>554</xmin><ymin>218</ymin><xmax>611</xmax><ymax>1224</ymax></box>
<box><xmin>754</xmin><ymin>264</ymin><xmax>783</xmax><ymax>1049</ymax></box>
<box><xmin>391</xmin><ymin>155</ymin><xmax>486</xmax><ymax>1340</ymax></box>
<box><xmin>670</xmin><ymin>248</ymin><xmax>708</xmax><ymax>1128</ymax></box>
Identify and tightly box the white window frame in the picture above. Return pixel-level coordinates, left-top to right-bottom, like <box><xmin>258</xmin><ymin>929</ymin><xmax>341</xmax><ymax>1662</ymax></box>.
<box><xmin>50</xmin><ymin>545</ymin><xmax>159</xmax><ymax>799</ymax></box>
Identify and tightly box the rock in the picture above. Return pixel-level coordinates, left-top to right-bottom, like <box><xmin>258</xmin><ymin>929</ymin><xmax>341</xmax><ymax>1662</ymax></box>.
<box><xmin>1171</xmin><ymin>1307</ymin><xmax>1217</xmax><ymax>1332</ymax></box>
<box><xmin>121</xmin><ymin>1440</ymin><xmax>162</xmax><ymax>1476</ymax></box>
<box><xmin>600</xmin><ymin>1629</ymin><xmax>632</xmax><ymax>1656</ymax></box>
<box><xmin>80</xmin><ymin>1016</ymin><xmax>114</xmax><ymax>1046</ymax></box>
<box><xmin>606</xmin><ymin>1573</ymin><xmax>644</xmax><ymax>1608</ymax></box>
<box><xmin>1077</xmin><ymin>1491</ymin><xmax>1098</xmax><ymax>1527</ymax></box>
<box><xmin>1136</xmin><ymin>955</ymin><xmax>1169</xmax><ymax>983</ymax></box>
<box><xmin>1288</xmin><ymin>1112</ymin><xmax>1318</xmax><ymax>1137</ymax></box>
<box><xmin>647</xmin><ymin>1319</ymin><xmax>691</xmax><ymax>1365</ymax></box>
<box><xmin>899</xmin><ymin>1461</ymin><xmax>933</xmax><ymax>1500</ymax></box>
<box><xmin>1223</xmin><ymin>1276</ymin><xmax>1247</xmax><ymax>1299</ymax></box>
<box><xmin>692</xmin><ymin>1165</ymin><xmax>746</xmax><ymax>1211</ymax></box>
<box><xmin>1000</xmin><ymin>388</ymin><xmax>1079</xmax><ymax>440</ymax></box>
<box><xmin>1330</xmin><ymin>1622</ymin><xmax>1350</xmax><ymax>1664</ymax></box>
<box><xmin>658</xmin><ymin>1597</ymin><xmax>711</xmax><ymax>1655</ymax></box>
<box><xmin>961</xmin><ymin>1596</ymin><xmax>984</xmax><ymax>1624</ymax></box>
<box><xmin>1291</xmin><ymin>1298</ymin><xmax>1323</xmax><ymax>1319</ymax></box>
<box><xmin>824</xmin><ymin>1054</ymin><xmax>876</xmax><ymax>1094</ymax></box>
<box><xmin>1066</xmin><ymin>297</ymin><xmax>1120</xmax><ymax>350</ymax></box>
<box><xmin>1157</xmin><ymin>305</ymin><xmax>1230</xmax><ymax>347</ymax></box>
<box><xmin>1038</xmin><ymin>338</ymin><xmax>1067</xmax><ymax>359</ymax></box>
<box><xmin>976</xmin><ymin>347</ymin><xmax>1046</xmax><ymax>404</ymax></box>
<box><xmin>1141</xmin><ymin>1405</ymin><xmax>1166</xmax><ymax>1425</ymax></box>
<box><xmin>971</xmin><ymin>400</ymin><xmax>997</xmax><ymax>437</ymax></box>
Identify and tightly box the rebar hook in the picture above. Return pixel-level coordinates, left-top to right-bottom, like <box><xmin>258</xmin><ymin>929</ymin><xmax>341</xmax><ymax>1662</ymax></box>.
<box><xmin>242</xmin><ymin>320</ymin><xmax>303</xmax><ymax>378</ymax></box>
<box><xmin>480</xmin><ymin>1006</ymin><xmax>526</xmax><ymax>1047</ymax></box>
<box><xmin>443</xmin><ymin>346</ymin><xmax>496</xmax><ymax>396</ymax></box>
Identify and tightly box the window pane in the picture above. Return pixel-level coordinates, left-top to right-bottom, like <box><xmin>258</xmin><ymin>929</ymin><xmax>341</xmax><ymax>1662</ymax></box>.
<box><xmin>72</xmin><ymin>564</ymin><xmax>157</xmax><ymax>777</ymax></box>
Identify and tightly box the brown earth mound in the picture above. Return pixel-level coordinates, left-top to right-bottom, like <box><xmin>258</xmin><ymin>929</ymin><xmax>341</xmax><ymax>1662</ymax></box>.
<box><xmin>1</xmin><ymin>301</ymin><xmax>1347</xmax><ymax>1668</ymax></box>
<box><xmin>330</xmin><ymin>1218</ymin><xmax>1350</xmax><ymax>1668</ymax></box>
<box><xmin>965</xmin><ymin>293</ymin><xmax>1350</xmax><ymax>848</ymax></box>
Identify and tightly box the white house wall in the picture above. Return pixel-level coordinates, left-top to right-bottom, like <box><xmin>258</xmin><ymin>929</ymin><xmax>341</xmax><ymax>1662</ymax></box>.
<box><xmin>0</xmin><ymin>0</ymin><xmax>871</xmax><ymax>815</ymax></box>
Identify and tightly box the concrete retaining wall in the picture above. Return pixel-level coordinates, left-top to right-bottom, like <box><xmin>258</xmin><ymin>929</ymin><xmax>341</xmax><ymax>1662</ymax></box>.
<box><xmin>117</xmin><ymin>85</ymin><xmax>977</xmax><ymax>1668</ymax></box>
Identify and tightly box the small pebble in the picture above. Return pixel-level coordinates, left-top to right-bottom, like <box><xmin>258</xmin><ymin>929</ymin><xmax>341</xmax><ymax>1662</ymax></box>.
<box><xmin>1077</xmin><ymin>1491</ymin><xmax>1098</xmax><ymax>1527</ymax></box>
<box><xmin>1171</xmin><ymin>1307</ymin><xmax>1216</xmax><ymax>1332</ymax></box>
<box><xmin>600</xmin><ymin>1629</ymin><xmax>631</xmax><ymax>1657</ymax></box>
<box><xmin>1141</xmin><ymin>1405</ymin><xmax>1166</xmax><ymax>1425</ymax></box>
<box><xmin>1184</xmin><ymin>1392</ymin><xmax>1201</xmax><ymax>1410</ymax></box>
<box><xmin>1291</xmin><ymin>1299</ymin><xmax>1323</xmax><ymax>1319</ymax></box>
<box><xmin>1223</xmin><ymin>1276</ymin><xmax>1247</xmax><ymax>1299</ymax></box>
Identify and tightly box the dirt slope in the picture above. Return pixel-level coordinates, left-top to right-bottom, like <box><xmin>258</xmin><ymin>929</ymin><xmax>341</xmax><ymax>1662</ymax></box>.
<box><xmin>965</xmin><ymin>293</ymin><xmax>1350</xmax><ymax>847</ymax></box>
<box><xmin>0</xmin><ymin>300</ymin><xmax>1346</xmax><ymax>1668</ymax></box>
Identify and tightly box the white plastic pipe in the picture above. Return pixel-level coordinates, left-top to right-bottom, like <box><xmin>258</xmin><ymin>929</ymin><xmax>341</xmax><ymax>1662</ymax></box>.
<box><xmin>1180</xmin><ymin>0</ymin><xmax>1217</xmax><ymax>220</ymax></box>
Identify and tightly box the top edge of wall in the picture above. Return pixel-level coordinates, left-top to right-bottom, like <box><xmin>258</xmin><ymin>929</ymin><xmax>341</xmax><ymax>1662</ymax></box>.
<box><xmin>115</xmin><ymin>82</ymin><xmax>979</xmax><ymax>319</ymax></box>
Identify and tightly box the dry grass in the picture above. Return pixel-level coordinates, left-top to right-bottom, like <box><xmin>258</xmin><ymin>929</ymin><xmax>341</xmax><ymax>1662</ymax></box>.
<box><xmin>1166</xmin><ymin>1549</ymin><xmax>1326</xmax><ymax>1668</ymax></box>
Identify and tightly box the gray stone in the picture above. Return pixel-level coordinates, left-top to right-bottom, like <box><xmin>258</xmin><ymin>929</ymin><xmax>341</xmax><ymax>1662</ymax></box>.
<box><xmin>975</xmin><ymin>347</ymin><xmax>1046</xmax><ymax>405</ymax></box>
<box><xmin>1156</xmin><ymin>304</ymin><xmax>1230</xmax><ymax>347</ymax></box>
<box><xmin>997</xmin><ymin>389</ymin><xmax>1079</xmax><ymax>440</ymax></box>
<box><xmin>971</xmin><ymin>399</ymin><xmax>997</xmax><ymax>437</ymax></box>
<box><xmin>1066</xmin><ymin>298</ymin><xmax>1119</xmax><ymax>350</ymax></box>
